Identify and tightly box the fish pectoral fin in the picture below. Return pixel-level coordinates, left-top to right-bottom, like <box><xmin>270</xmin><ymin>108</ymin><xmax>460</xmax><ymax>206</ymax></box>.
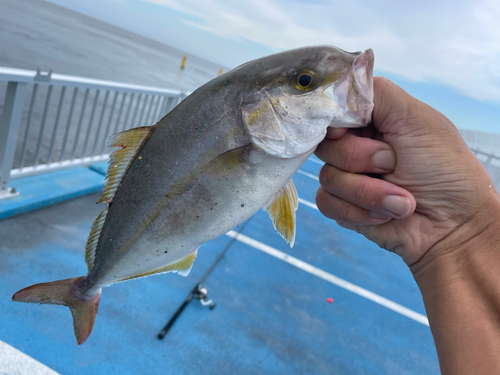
<box><xmin>85</xmin><ymin>207</ymin><xmax>108</xmax><ymax>272</ymax></box>
<box><xmin>264</xmin><ymin>179</ymin><xmax>298</xmax><ymax>248</ymax></box>
<box><xmin>118</xmin><ymin>249</ymin><xmax>199</xmax><ymax>283</ymax></box>
<box><xmin>97</xmin><ymin>126</ymin><xmax>154</xmax><ymax>204</ymax></box>
<box><xmin>204</xmin><ymin>146</ymin><xmax>248</xmax><ymax>179</ymax></box>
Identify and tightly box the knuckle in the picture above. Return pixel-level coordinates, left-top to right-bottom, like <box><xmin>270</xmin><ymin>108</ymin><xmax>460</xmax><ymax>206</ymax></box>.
<box><xmin>319</xmin><ymin>164</ymin><xmax>336</xmax><ymax>187</ymax></box>
<box><xmin>339</xmin><ymin>199</ymin><xmax>355</xmax><ymax>222</ymax></box>
<box><xmin>341</xmin><ymin>142</ymin><xmax>357</xmax><ymax>172</ymax></box>
<box><xmin>352</xmin><ymin>180</ymin><xmax>370</xmax><ymax>204</ymax></box>
<box><xmin>315</xmin><ymin>189</ymin><xmax>327</xmax><ymax>212</ymax></box>
<box><xmin>314</xmin><ymin>142</ymin><xmax>326</xmax><ymax>159</ymax></box>
<box><xmin>315</xmin><ymin>188</ymin><xmax>335</xmax><ymax>219</ymax></box>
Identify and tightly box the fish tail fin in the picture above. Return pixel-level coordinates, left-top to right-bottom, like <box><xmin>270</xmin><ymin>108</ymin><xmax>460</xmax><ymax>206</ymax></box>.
<box><xmin>12</xmin><ymin>276</ymin><xmax>101</xmax><ymax>345</ymax></box>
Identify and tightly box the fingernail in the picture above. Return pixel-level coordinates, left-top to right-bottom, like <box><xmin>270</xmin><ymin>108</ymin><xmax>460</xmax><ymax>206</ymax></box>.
<box><xmin>370</xmin><ymin>211</ymin><xmax>390</xmax><ymax>219</ymax></box>
<box><xmin>372</xmin><ymin>150</ymin><xmax>396</xmax><ymax>171</ymax></box>
<box><xmin>382</xmin><ymin>195</ymin><xmax>411</xmax><ymax>217</ymax></box>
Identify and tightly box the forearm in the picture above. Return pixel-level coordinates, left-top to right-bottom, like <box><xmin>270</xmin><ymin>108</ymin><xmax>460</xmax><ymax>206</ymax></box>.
<box><xmin>412</xmin><ymin>200</ymin><xmax>500</xmax><ymax>375</ymax></box>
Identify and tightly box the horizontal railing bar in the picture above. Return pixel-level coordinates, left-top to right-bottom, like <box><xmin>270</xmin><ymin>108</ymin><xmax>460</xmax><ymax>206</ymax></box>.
<box><xmin>10</xmin><ymin>154</ymin><xmax>110</xmax><ymax>179</ymax></box>
<box><xmin>0</xmin><ymin>66</ymin><xmax>186</xmax><ymax>96</ymax></box>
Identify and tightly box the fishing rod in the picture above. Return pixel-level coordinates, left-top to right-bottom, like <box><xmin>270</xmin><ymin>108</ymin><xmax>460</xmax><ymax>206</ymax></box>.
<box><xmin>157</xmin><ymin>220</ymin><xmax>250</xmax><ymax>339</ymax></box>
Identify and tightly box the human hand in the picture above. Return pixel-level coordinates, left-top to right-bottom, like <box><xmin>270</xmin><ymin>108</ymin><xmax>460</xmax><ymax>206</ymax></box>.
<box><xmin>315</xmin><ymin>77</ymin><xmax>500</xmax><ymax>266</ymax></box>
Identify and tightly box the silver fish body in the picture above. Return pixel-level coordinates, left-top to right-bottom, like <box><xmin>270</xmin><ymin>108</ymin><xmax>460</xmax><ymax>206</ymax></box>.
<box><xmin>13</xmin><ymin>45</ymin><xmax>375</xmax><ymax>344</ymax></box>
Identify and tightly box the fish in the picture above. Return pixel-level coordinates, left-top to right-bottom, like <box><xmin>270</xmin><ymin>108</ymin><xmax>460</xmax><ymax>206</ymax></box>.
<box><xmin>12</xmin><ymin>45</ymin><xmax>374</xmax><ymax>344</ymax></box>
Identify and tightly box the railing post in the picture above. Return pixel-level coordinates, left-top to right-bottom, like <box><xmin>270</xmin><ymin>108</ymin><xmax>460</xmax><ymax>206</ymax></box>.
<box><xmin>0</xmin><ymin>81</ymin><xmax>27</xmax><ymax>200</ymax></box>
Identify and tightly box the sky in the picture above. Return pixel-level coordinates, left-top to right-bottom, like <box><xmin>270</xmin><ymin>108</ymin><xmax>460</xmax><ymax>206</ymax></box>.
<box><xmin>46</xmin><ymin>0</ymin><xmax>500</xmax><ymax>133</ymax></box>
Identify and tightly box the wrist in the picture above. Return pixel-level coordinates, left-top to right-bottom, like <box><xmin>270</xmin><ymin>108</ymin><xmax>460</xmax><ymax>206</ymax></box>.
<box><xmin>409</xmin><ymin>194</ymin><xmax>500</xmax><ymax>374</ymax></box>
<box><xmin>410</xmin><ymin>193</ymin><xmax>500</xmax><ymax>293</ymax></box>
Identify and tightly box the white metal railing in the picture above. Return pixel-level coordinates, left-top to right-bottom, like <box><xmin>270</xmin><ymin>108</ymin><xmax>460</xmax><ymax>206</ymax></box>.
<box><xmin>0</xmin><ymin>67</ymin><xmax>186</xmax><ymax>199</ymax></box>
<box><xmin>0</xmin><ymin>67</ymin><xmax>499</xmax><ymax>200</ymax></box>
<box><xmin>458</xmin><ymin>129</ymin><xmax>500</xmax><ymax>188</ymax></box>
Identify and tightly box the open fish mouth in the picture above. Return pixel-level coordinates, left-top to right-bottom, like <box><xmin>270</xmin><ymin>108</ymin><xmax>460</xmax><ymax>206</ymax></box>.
<box><xmin>349</xmin><ymin>48</ymin><xmax>375</xmax><ymax>125</ymax></box>
<box><xmin>331</xmin><ymin>48</ymin><xmax>375</xmax><ymax>127</ymax></box>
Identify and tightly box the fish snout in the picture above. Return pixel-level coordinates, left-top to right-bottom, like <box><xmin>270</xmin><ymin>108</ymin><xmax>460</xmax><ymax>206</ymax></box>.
<box><xmin>332</xmin><ymin>48</ymin><xmax>374</xmax><ymax>127</ymax></box>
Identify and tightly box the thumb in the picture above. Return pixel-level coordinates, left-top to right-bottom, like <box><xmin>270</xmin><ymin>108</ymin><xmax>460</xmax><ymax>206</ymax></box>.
<box><xmin>372</xmin><ymin>77</ymin><xmax>416</xmax><ymax>134</ymax></box>
<box><xmin>372</xmin><ymin>77</ymin><xmax>468</xmax><ymax>149</ymax></box>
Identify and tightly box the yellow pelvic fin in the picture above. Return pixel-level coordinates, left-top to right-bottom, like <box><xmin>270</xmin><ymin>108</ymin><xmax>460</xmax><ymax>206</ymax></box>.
<box><xmin>97</xmin><ymin>126</ymin><xmax>154</xmax><ymax>204</ymax></box>
<box><xmin>118</xmin><ymin>249</ymin><xmax>198</xmax><ymax>283</ymax></box>
<box><xmin>264</xmin><ymin>179</ymin><xmax>298</xmax><ymax>248</ymax></box>
<box><xmin>85</xmin><ymin>207</ymin><xmax>109</xmax><ymax>271</ymax></box>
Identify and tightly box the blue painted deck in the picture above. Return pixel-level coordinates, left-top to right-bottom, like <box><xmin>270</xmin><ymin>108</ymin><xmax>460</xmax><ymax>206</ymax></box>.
<box><xmin>0</xmin><ymin>168</ymin><xmax>104</xmax><ymax>220</ymax></box>
<box><xmin>0</xmin><ymin>157</ymin><xmax>439</xmax><ymax>374</ymax></box>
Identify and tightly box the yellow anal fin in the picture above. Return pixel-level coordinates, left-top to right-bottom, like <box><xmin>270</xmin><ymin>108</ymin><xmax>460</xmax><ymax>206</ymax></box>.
<box><xmin>85</xmin><ymin>207</ymin><xmax>108</xmax><ymax>271</ymax></box>
<box><xmin>97</xmin><ymin>126</ymin><xmax>154</xmax><ymax>204</ymax></box>
<box><xmin>264</xmin><ymin>179</ymin><xmax>298</xmax><ymax>248</ymax></box>
<box><xmin>118</xmin><ymin>249</ymin><xmax>198</xmax><ymax>283</ymax></box>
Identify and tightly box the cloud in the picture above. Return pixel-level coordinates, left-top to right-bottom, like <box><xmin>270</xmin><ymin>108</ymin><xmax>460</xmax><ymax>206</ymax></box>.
<box><xmin>140</xmin><ymin>0</ymin><xmax>500</xmax><ymax>102</ymax></box>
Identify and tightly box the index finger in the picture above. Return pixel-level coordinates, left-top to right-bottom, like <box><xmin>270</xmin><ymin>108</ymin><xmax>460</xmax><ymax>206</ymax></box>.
<box><xmin>315</xmin><ymin>131</ymin><xmax>396</xmax><ymax>174</ymax></box>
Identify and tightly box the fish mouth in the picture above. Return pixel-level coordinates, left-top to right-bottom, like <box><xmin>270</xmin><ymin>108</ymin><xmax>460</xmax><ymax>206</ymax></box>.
<box><xmin>347</xmin><ymin>49</ymin><xmax>375</xmax><ymax>124</ymax></box>
<box><xmin>332</xmin><ymin>48</ymin><xmax>374</xmax><ymax>127</ymax></box>
<box><xmin>348</xmin><ymin>49</ymin><xmax>374</xmax><ymax>125</ymax></box>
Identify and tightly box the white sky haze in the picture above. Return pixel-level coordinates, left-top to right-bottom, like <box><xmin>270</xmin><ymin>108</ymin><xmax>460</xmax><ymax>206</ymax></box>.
<box><xmin>46</xmin><ymin>0</ymin><xmax>500</xmax><ymax>132</ymax></box>
<box><xmin>141</xmin><ymin>0</ymin><xmax>500</xmax><ymax>103</ymax></box>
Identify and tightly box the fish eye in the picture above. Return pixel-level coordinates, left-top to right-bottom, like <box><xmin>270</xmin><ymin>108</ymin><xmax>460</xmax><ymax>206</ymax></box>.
<box><xmin>293</xmin><ymin>70</ymin><xmax>317</xmax><ymax>91</ymax></box>
<box><xmin>299</xmin><ymin>74</ymin><xmax>312</xmax><ymax>87</ymax></box>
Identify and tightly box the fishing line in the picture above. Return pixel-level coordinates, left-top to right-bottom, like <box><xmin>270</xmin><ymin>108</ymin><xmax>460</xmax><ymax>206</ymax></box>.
<box><xmin>157</xmin><ymin>219</ymin><xmax>251</xmax><ymax>339</ymax></box>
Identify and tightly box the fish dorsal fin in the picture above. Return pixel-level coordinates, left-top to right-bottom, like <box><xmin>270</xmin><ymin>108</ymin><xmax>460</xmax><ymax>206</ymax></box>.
<box><xmin>85</xmin><ymin>207</ymin><xmax>108</xmax><ymax>271</ymax></box>
<box><xmin>117</xmin><ymin>249</ymin><xmax>198</xmax><ymax>283</ymax></box>
<box><xmin>97</xmin><ymin>126</ymin><xmax>154</xmax><ymax>204</ymax></box>
<box><xmin>264</xmin><ymin>179</ymin><xmax>298</xmax><ymax>248</ymax></box>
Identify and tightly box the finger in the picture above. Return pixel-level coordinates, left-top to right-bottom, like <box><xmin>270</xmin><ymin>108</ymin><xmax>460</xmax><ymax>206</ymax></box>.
<box><xmin>319</xmin><ymin>163</ymin><xmax>416</xmax><ymax>218</ymax></box>
<box><xmin>316</xmin><ymin>187</ymin><xmax>391</xmax><ymax>224</ymax></box>
<box><xmin>326</xmin><ymin>127</ymin><xmax>348</xmax><ymax>140</ymax></box>
<box><xmin>315</xmin><ymin>132</ymin><xmax>396</xmax><ymax>174</ymax></box>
